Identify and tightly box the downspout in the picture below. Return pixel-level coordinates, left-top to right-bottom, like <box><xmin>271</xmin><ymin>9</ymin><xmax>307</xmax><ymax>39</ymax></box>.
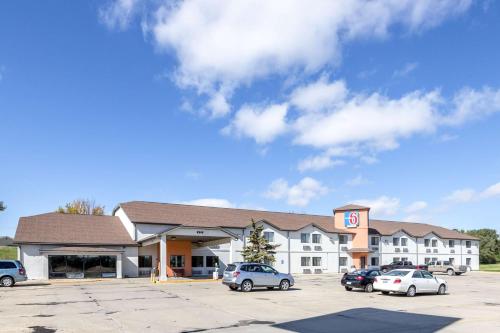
<box><xmin>337</xmin><ymin>234</ymin><xmax>340</xmax><ymax>273</ymax></box>
<box><xmin>287</xmin><ymin>231</ymin><xmax>291</xmax><ymax>274</ymax></box>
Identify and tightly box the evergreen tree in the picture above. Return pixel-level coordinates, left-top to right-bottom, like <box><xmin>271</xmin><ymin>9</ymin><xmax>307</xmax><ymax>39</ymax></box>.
<box><xmin>0</xmin><ymin>201</ymin><xmax>5</xmax><ymax>212</ymax></box>
<box><xmin>241</xmin><ymin>219</ymin><xmax>279</xmax><ymax>263</ymax></box>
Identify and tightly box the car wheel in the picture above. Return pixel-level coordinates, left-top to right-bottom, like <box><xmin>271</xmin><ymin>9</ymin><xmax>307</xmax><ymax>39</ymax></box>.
<box><xmin>279</xmin><ymin>279</ymin><xmax>290</xmax><ymax>291</ymax></box>
<box><xmin>437</xmin><ymin>284</ymin><xmax>446</xmax><ymax>295</ymax></box>
<box><xmin>406</xmin><ymin>285</ymin><xmax>416</xmax><ymax>297</ymax></box>
<box><xmin>344</xmin><ymin>286</ymin><xmax>353</xmax><ymax>291</ymax></box>
<box><xmin>364</xmin><ymin>283</ymin><xmax>374</xmax><ymax>293</ymax></box>
<box><xmin>1</xmin><ymin>276</ymin><xmax>14</xmax><ymax>287</ymax></box>
<box><xmin>267</xmin><ymin>287</ymin><xmax>274</xmax><ymax>290</ymax></box>
<box><xmin>447</xmin><ymin>269</ymin><xmax>454</xmax><ymax>276</ymax></box>
<box><xmin>455</xmin><ymin>272</ymin><xmax>462</xmax><ymax>276</ymax></box>
<box><xmin>241</xmin><ymin>280</ymin><xmax>253</xmax><ymax>292</ymax></box>
<box><xmin>381</xmin><ymin>291</ymin><xmax>390</xmax><ymax>295</ymax></box>
<box><xmin>229</xmin><ymin>285</ymin><xmax>238</xmax><ymax>291</ymax></box>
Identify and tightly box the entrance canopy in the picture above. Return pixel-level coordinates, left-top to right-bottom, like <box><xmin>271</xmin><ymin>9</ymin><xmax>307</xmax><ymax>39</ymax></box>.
<box><xmin>139</xmin><ymin>226</ymin><xmax>239</xmax><ymax>248</ymax></box>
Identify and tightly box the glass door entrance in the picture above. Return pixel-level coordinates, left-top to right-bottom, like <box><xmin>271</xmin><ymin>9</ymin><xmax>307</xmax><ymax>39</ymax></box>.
<box><xmin>48</xmin><ymin>255</ymin><xmax>117</xmax><ymax>279</ymax></box>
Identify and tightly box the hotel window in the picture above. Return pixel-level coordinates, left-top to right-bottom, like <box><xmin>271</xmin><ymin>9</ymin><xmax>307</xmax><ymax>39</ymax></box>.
<box><xmin>466</xmin><ymin>258</ymin><xmax>471</xmax><ymax>266</ymax></box>
<box><xmin>449</xmin><ymin>258</ymin><xmax>455</xmax><ymax>264</ymax></box>
<box><xmin>432</xmin><ymin>257</ymin><xmax>438</xmax><ymax>262</ymax></box>
<box><xmin>206</xmin><ymin>256</ymin><xmax>219</xmax><ymax>267</ymax></box>
<box><xmin>339</xmin><ymin>235</ymin><xmax>348</xmax><ymax>244</ymax></box>
<box><xmin>371</xmin><ymin>257</ymin><xmax>379</xmax><ymax>266</ymax></box>
<box><xmin>312</xmin><ymin>257</ymin><xmax>322</xmax><ymax>266</ymax></box>
<box><xmin>393</xmin><ymin>257</ymin><xmax>400</xmax><ymax>263</ymax></box>
<box><xmin>138</xmin><ymin>255</ymin><xmax>152</xmax><ymax>268</ymax></box>
<box><xmin>449</xmin><ymin>240</ymin><xmax>455</xmax><ymax>248</ymax></box>
<box><xmin>339</xmin><ymin>257</ymin><xmax>348</xmax><ymax>266</ymax></box>
<box><xmin>264</xmin><ymin>231</ymin><xmax>274</xmax><ymax>242</ymax></box>
<box><xmin>466</xmin><ymin>241</ymin><xmax>471</xmax><ymax>248</ymax></box>
<box><xmin>424</xmin><ymin>258</ymin><xmax>431</xmax><ymax>264</ymax></box>
<box><xmin>393</xmin><ymin>237</ymin><xmax>400</xmax><ymax>246</ymax></box>
<box><xmin>192</xmin><ymin>256</ymin><xmax>204</xmax><ymax>268</ymax></box>
<box><xmin>401</xmin><ymin>257</ymin><xmax>408</xmax><ymax>262</ymax></box>
<box><xmin>424</xmin><ymin>239</ymin><xmax>430</xmax><ymax>247</ymax></box>
<box><xmin>401</xmin><ymin>238</ymin><xmax>408</xmax><ymax>247</ymax></box>
<box><xmin>312</xmin><ymin>234</ymin><xmax>322</xmax><ymax>244</ymax></box>
<box><xmin>371</xmin><ymin>237</ymin><xmax>379</xmax><ymax>246</ymax></box>
<box><xmin>432</xmin><ymin>239</ymin><xmax>438</xmax><ymax>247</ymax></box>
<box><xmin>301</xmin><ymin>257</ymin><xmax>311</xmax><ymax>266</ymax></box>
<box><xmin>169</xmin><ymin>255</ymin><xmax>184</xmax><ymax>268</ymax></box>
<box><xmin>301</xmin><ymin>233</ymin><xmax>310</xmax><ymax>243</ymax></box>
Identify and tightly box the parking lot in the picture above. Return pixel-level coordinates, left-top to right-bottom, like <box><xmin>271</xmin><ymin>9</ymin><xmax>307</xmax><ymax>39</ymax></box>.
<box><xmin>1</xmin><ymin>272</ymin><xmax>499</xmax><ymax>333</ymax></box>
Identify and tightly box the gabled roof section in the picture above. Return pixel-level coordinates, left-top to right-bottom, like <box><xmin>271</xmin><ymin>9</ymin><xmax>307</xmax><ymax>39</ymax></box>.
<box><xmin>369</xmin><ymin>219</ymin><xmax>479</xmax><ymax>240</ymax></box>
<box><xmin>334</xmin><ymin>204</ymin><xmax>370</xmax><ymax>212</ymax></box>
<box><xmin>14</xmin><ymin>213</ymin><xmax>137</xmax><ymax>246</ymax></box>
<box><xmin>118</xmin><ymin>201</ymin><xmax>345</xmax><ymax>233</ymax></box>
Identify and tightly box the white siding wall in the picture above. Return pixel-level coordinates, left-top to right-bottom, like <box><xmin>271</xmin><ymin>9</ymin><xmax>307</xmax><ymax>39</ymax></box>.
<box><xmin>114</xmin><ymin>207</ymin><xmax>136</xmax><ymax>241</ymax></box>
<box><xmin>136</xmin><ymin>224</ymin><xmax>176</xmax><ymax>241</ymax></box>
<box><xmin>123</xmin><ymin>246</ymin><xmax>139</xmax><ymax>278</ymax></box>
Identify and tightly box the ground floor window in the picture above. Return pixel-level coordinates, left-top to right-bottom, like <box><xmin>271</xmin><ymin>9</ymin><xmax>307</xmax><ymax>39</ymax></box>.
<box><xmin>301</xmin><ymin>257</ymin><xmax>311</xmax><ymax>266</ymax></box>
<box><xmin>466</xmin><ymin>258</ymin><xmax>471</xmax><ymax>266</ymax></box>
<box><xmin>48</xmin><ymin>255</ymin><xmax>117</xmax><ymax>279</ymax></box>
<box><xmin>401</xmin><ymin>257</ymin><xmax>408</xmax><ymax>262</ymax></box>
<box><xmin>424</xmin><ymin>257</ymin><xmax>431</xmax><ymax>264</ymax></box>
<box><xmin>138</xmin><ymin>255</ymin><xmax>152</xmax><ymax>268</ymax></box>
<box><xmin>339</xmin><ymin>257</ymin><xmax>347</xmax><ymax>267</ymax></box>
<box><xmin>192</xmin><ymin>256</ymin><xmax>204</xmax><ymax>267</ymax></box>
<box><xmin>312</xmin><ymin>257</ymin><xmax>322</xmax><ymax>266</ymax></box>
<box><xmin>449</xmin><ymin>258</ymin><xmax>455</xmax><ymax>264</ymax></box>
<box><xmin>432</xmin><ymin>257</ymin><xmax>438</xmax><ymax>262</ymax></box>
<box><xmin>393</xmin><ymin>257</ymin><xmax>400</xmax><ymax>262</ymax></box>
<box><xmin>170</xmin><ymin>255</ymin><xmax>185</xmax><ymax>268</ymax></box>
<box><xmin>206</xmin><ymin>256</ymin><xmax>219</xmax><ymax>267</ymax></box>
<box><xmin>370</xmin><ymin>257</ymin><xmax>379</xmax><ymax>266</ymax></box>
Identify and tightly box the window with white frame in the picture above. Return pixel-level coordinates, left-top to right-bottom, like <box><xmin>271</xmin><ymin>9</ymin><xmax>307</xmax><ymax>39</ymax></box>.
<box><xmin>466</xmin><ymin>241</ymin><xmax>471</xmax><ymax>248</ymax></box>
<box><xmin>263</xmin><ymin>231</ymin><xmax>274</xmax><ymax>242</ymax></box>
<box><xmin>432</xmin><ymin>239</ymin><xmax>438</xmax><ymax>247</ymax></box>
<box><xmin>401</xmin><ymin>257</ymin><xmax>408</xmax><ymax>261</ymax></box>
<box><xmin>312</xmin><ymin>257</ymin><xmax>322</xmax><ymax>266</ymax></box>
<box><xmin>424</xmin><ymin>239</ymin><xmax>430</xmax><ymax>247</ymax></box>
<box><xmin>449</xmin><ymin>240</ymin><xmax>455</xmax><ymax>248</ymax></box>
<box><xmin>339</xmin><ymin>235</ymin><xmax>348</xmax><ymax>244</ymax></box>
<box><xmin>393</xmin><ymin>257</ymin><xmax>400</xmax><ymax>262</ymax></box>
<box><xmin>339</xmin><ymin>257</ymin><xmax>348</xmax><ymax>266</ymax></box>
<box><xmin>301</xmin><ymin>257</ymin><xmax>311</xmax><ymax>266</ymax></box>
<box><xmin>371</xmin><ymin>237</ymin><xmax>379</xmax><ymax>246</ymax></box>
<box><xmin>401</xmin><ymin>238</ymin><xmax>408</xmax><ymax>247</ymax></box>
<box><xmin>312</xmin><ymin>234</ymin><xmax>322</xmax><ymax>244</ymax></box>
<box><xmin>466</xmin><ymin>258</ymin><xmax>471</xmax><ymax>265</ymax></box>
<box><xmin>432</xmin><ymin>257</ymin><xmax>438</xmax><ymax>262</ymax></box>
<box><xmin>393</xmin><ymin>237</ymin><xmax>400</xmax><ymax>246</ymax></box>
<box><xmin>301</xmin><ymin>233</ymin><xmax>310</xmax><ymax>243</ymax></box>
<box><xmin>424</xmin><ymin>257</ymin><xmax>431</xmax><ymax>264</ymax></box>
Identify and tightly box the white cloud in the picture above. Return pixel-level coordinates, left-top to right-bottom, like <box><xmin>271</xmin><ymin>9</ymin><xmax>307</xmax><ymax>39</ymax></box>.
<box><xmin>293</xmin><ymin>88</ymin><xmax>441</xmax><ymax>149</ymax></box>
<box><xmin>346</xmin><ymin>175</ymin><xmax>369</xmax><ymax>186</ymax></box>
<box><xmin>206</xmin><ymin>90</ymin><xmax>231</xmax><ymax>118</ymax></box>
<box><xmin>444</xmin><ymin>87</ymin><xmax>500</xmax><ymax>126</ymax></box>
<box><xmin>99</xmin><ymin>0</ymin><xmax>140</xmax><ymax>30</ymax></box>
<box><xmin>443</xmin><ymin>189</ymin><xmax>476</xmax><ymax>204</ymax></box>
<box><xmin>354</xmin><ymin>196</ymin><xmax>400</xmax><ymax>216</ymax></box>
<box><xmin>405</xmin><ymin>201</ymin><xmax>428</xmax><ymax>213</ymax></box>
<box><xmin>290</xmin><ymin>77</ymin><xmax>347</xmax><ymax>113</ymax></box>
<box><xmin>265</xmin><ymin>177</ymin><xmax>328</xmax><ymax>207</ymax></box>
<box><xmin>143</xmin><ymin>0</ymin><xmax>471</xmax><ymax>111</ymax></box>
<box><xmin>481</xmin><ymin>182</ymin><xmax>500</xmax><ymax>199</ymax></box>
<box><xmin>297</xmin><ymin>154</ymin><xmax>344</xmax><ymax>172</ymax></box>
<box><xmin>182</xmin><ymin>198</ymin><xmax>234</xmax><ymax>208</ymax></box>
<box><xmin>393</xmin><ymin>62</ymin><xmax>418</xmax><ymax>77</ymax></box>
<box><xmin>222</xmin><ymin>103</ymin><xmax>288</xmax><ymax>144</ymax></box>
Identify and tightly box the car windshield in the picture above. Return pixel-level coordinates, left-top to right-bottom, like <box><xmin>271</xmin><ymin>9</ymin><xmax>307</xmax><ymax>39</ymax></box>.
<box><xmin>225</xmin><ymin>264</ymin><xmax>236</xmax><ymax>272</ymax></box>
<box><xmin>384</xmin><ymin>270</ymin><xmax>410</xmax><ymax>277</ymax></box>
<box><xmin>353</xmin><ymin>270</ymin><xmax>369</xmax><ymax>275</ymax></box>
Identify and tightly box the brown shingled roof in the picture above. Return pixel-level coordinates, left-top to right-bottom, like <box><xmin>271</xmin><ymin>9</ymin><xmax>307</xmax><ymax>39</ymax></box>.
<box><xmin>14</xmin><ymin>213</ymin><xmax>137</xmax><ymax>246</ymax></box>
<box><xmin>334</xmin><ymin>204</ymin><xmax>370</xmax><ymax>212</ymax></box>
<box><xmin>118</xmin><ymin>201</ymin><xmax>346</xmax><ymax>233</ymax></box>
<box><xmin>369</xmin><ymin>219</ymin><xmax>479</xmax><ymax>240</ymax></box>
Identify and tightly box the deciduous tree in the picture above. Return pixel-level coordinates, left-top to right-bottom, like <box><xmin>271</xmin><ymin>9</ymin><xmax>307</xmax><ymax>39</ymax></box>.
<box><xmin>57</xmin><ymin>199</ymin><xmax>105</xmax><ymax>216</ymax></box>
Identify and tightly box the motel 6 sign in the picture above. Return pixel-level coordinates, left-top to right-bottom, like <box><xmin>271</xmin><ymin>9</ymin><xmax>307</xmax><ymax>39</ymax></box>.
<box><xmin>344</xmin><ymin>211</ymin><xmax>360</xmax><ymax>228</ymax></box>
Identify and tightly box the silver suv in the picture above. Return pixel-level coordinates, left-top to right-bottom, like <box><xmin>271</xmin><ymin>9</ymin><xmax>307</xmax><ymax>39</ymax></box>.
<box><xmin>222</xmin><ymin>262</ymin><xmax>295</xmax><ymax>292</ymax></box>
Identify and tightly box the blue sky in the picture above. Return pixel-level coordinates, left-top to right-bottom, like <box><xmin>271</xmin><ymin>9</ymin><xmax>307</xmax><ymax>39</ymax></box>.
<box><xmin>1</xmin><ymin>0</ymin><xmax>500</xmax><ymax>236</ymax></box>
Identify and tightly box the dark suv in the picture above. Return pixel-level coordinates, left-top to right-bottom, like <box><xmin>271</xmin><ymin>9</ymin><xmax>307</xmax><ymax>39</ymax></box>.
<box><xmin>341</xmin><ymin>269</ymin><xmax>381</xmax><ymax>292</ymax></box>
<box><xmin>380</xmin><ymin>261</ymin><xmax>427</xmax><ymax>273</ymax></box>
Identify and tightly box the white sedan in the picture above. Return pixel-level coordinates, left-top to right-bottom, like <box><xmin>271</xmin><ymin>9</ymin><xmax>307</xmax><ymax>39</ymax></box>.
<box><xmin>373</xmin><ymin>269</ymin><xmax>447</xmax><ymax>297</ymax></box>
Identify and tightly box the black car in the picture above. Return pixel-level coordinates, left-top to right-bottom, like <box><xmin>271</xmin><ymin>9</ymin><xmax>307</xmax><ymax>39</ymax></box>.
<box><xmin>341</xmin><ymin>269</ymin><xmax>381</xmax><ymax>293</ymax></box>
<box><xmin>379</xmin><ymin>261</ymin><xmax>428</xmax><ymax>273</ymax></box>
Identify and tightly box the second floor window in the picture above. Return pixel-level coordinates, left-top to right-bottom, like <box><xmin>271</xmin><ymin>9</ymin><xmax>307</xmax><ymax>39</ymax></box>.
<box><xmin>312</xmin><ymin>234</ymin><xmax>321</xmax><ymax>244</ymax></box>
<box><xmin>301</xmin><ymin>257</ymin><xmax>311</xmax><ymax>266</ymax></box>
<box><xmin>301</xmin><ymin>233</ymin><xmax>310</xmax><ymax>243</ymax></box>
<box><xmin>371</xmin><ymin>237</ymin><xmax>379</xmax><ymax>246</ymax></box>
<box><xmin>339</xmin><ymin>257</ymin><xmax>347</xmax><ymax>266</ymax></box>
<box><xmin>393</xmin><ymin>237</ymin><xmax>400</xmax><ymax>246</ymax></box>
<box><xmin>448</xmin><ymin>240</ymin><xmax>455</xmax><ymax>248</ymax></box>
<box><xmin>424</xmin><ymin>239</ymin><xmax>430</xmax><ymax>247</ymax></box>
<box><xmin>401</xmin><ymin>238</ymin><xmax>408</xmax><ymax>247</ymax></box>
<box><xmin>312</xmin><ymin>257</ymin><xmax>322</xmax><ymax>266</ymax></box>
<box><xmin>339</xmin><ymin>235</ymin><xmax>348</xmax><ymax>244</ymax></box>
<box><xmin>263</xmin><ymin>231</ymin><xmax>274</xmax><ymax>242</ymax></box>
<box><xmin>432</xmin><ymin>239</ymin><xmax>438</xmax><ymax>247</ymax></box>
<box><xmin>466</xmin><ymin>241</ymin><xmax>471</xmax><ymax>248</ymax></box>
